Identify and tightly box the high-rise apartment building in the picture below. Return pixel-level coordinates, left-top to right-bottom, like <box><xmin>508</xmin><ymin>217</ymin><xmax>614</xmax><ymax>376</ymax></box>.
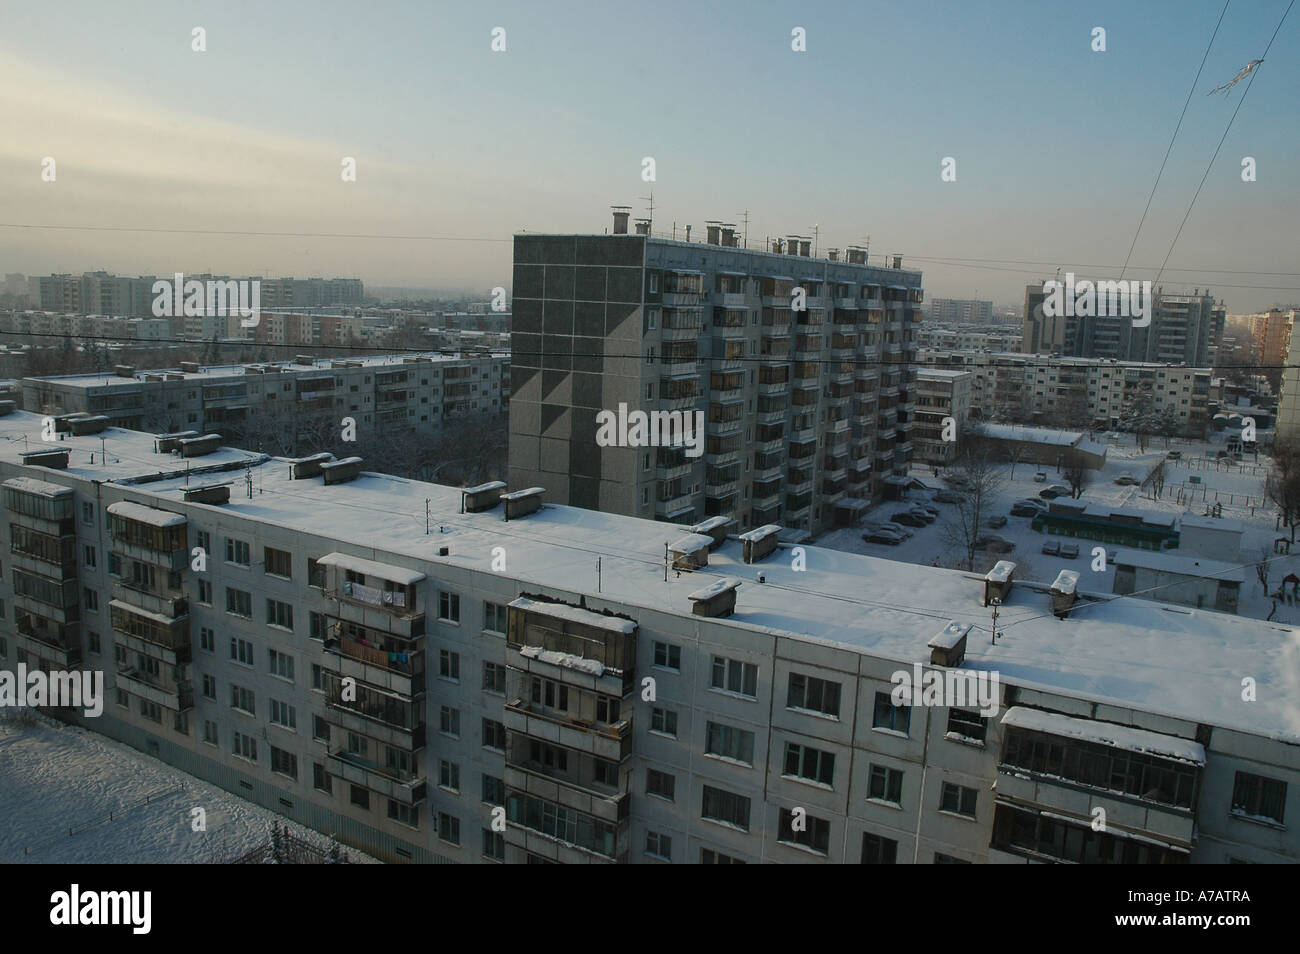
<box><xmin>929</xmin><ymin>298</ymin><xmax>993</xmax><ymax>324</ymax></box>
<box><xmin>1</xmin><ymin>413</ymin><xmax>1295</xmax><ymax>864</ymax></box>
<box><xmin>914</xmin><ymin>369</ymin><xmax>972</xmax><ymax>466</ymax></box>
<box><xmin>509</xmin><ymin>215</ymin><xmax>923</xmax><ymax>535</ymax></box>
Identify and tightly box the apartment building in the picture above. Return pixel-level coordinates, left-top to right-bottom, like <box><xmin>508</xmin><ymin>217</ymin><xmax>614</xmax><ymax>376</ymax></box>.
<box><xmin>916</xmin><ymin>327</ymin><xmax>1022</xmax><ymax>352</ymax></box>
<box><xmin>914</xmin><ymin>369</ymin><xmax>972</xmax><ymax>466</ymax></box>
<box><xmin>1274</xmin><ymin>314</ymin><xmax>1300</xmax><ymax>449</ymax></box>
<box><xmin>929</xmin><ymin>298</ymin><xmax>993</xmax><ymax>324</ymax></box>
<box><xmin>0</xmin><ymin>413</ymin><xmax>1296</xmax><ymax>864</ymax></box>
<box><xmin>508</xmin><ymin>214</ymin><xmax>923</xmax><ymax>535</ymax></box>
<box><xmin>1022</xmin><ymin>283</ymin><xmax>1225</xmax><ymax>368</ymax></box>
<box><xmin>36</xmin><ymin>273</ymin><xmax>365</xmax><ymax>318</ymax></box>
<box><xmin>0</xmin><ymin>311</ymin><xmax>173</xmax><ymax>341</ymax></box>
<box><xmin>21</xmin><ymin>352</ymin><xmax>509</xmax><ymax>452</ymax></box>
<box><xmin>920</xmin><ymin>350</ymin><xmax>1212</xmax><ymax>436</ymax></box>
<box><xmin>1252</xmin><ymin>308</ymin><xmax>1294</xmax><ymax>392</ymax></box>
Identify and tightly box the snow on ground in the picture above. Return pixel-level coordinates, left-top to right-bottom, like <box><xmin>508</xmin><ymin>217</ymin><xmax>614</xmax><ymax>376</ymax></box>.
<box><xmin>816</xmin><ymin>431</ymin><xmax>1300</xmax><ymax>624</ymax></box>
<box><xmin>0</xmin><ymin>712</ymin><xmax>379</xmax><ymax>864</ymax></box>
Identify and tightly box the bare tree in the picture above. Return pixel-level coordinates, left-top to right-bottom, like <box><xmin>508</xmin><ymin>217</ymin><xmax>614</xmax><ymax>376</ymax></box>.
<box><xmin>1255</xmin><ymin>546</ymin><xmax>1271</xmax><ymax>598</ymax></box>
<box><xmin>1062</xmin><ymin>449</ymin><xmax>1088</xmax><ymax>499</ymax></box>
<box><xmin>942</xmin><ymin>426</ymin><xmax>1007</xmax><ymax>570</ymax></box>
<box><xmin>1264</xmin><ymin>447</ymin><xmax>1300</xmax><ymax>544</ymax></box>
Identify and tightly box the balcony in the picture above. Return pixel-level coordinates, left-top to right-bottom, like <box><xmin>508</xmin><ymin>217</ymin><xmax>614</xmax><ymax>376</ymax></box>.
<box><xmin>326</xmin><ymin>747</ymin><xmax>427</xmax><ymax>804</ymax></box>
<box><xmin>713</xmin><ymin>292</ymin><xmax>747</xmax><ymax>309</ymax></box>
<box><xmin>662</xmin><ymin>291</ymin><xmax>703</xmax><ymax>307</ymax></box>
<box><xmin>15</xmin><ymin>618</ymin><xmax>81</xmax><ymax>668</ymax></box>
<box><xmin>505</xmin><ymin>790</ymin><xmax>628</xmax><ymax>862</ymax></box>
<box><xmin>503</xmin><ymin>699</ymin><xmax>633</xmax><ymax>763</ymax></box>
<box><xmin>322</xmin><ymin>636</ymin><xmax>424</xmax><ymax>698</ymax></box>
<box><xmin>655</xmin><ymin>493</ymin><xmax>696</xmax><ymax>520</ymax></box>
<box><xmin>115</xmin><ymin>666</ymin><xmax>194</xmax><ymax>711</ymax></box>
<box><xmin>111</xmin><ymin>580</ymin><xmax>188</xmax><ymax>619</ymax></box>
<box><xmin>325</xmin><ymin>583</ymin><xmax>425</xmax><ymax>638</ymax></box>
<box><xmin>326</xmin><ymin>687</ymin><xmax>426</xmax><ymax>751</ymax></box>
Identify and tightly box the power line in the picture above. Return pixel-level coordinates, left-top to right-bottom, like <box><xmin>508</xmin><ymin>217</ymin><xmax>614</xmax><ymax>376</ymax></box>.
<box><xmin>1119</xmin><ymin>0</ymin><xmax>1231</xmax><ymax>281</ymax></box>
<box><xmin>1152</xmin><ymin>0</ymin><xmax>1296</xmax><ymax>288</ymax></box>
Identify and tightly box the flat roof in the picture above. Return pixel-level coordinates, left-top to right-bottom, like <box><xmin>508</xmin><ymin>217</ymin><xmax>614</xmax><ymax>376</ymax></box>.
<box><xmin>0</xmin><ymin>410</ymin><xmax>1296</xmax><ymax>743</ymax></box>
<box><xmin>1112</xmin><ymin>548</ymin><xmax>1245</xmax><ymax>583</ymax></box>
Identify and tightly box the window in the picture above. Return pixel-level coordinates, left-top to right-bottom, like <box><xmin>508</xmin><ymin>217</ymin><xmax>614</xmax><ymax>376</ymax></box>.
<box><xmin>311</xmin><ymin>664</ymin><xmax>324</xmax><ymax>691</ymax></box>
<box><xmin>862</xmin><ymin>833</ymin><xmax>898</xmax><ymax>864</ymax></box>
<box><xmin>270</xmin><ymin>746</ymin><xmax>298</xmax><ymax>780</ymax></box>
<box><xmin>87</xmin><ymin>631</ymin><xmax>101</xmax><ymax>654</ymax></box>
<box><xmin>312</xmin><ymin>715</ymin><xmax>330</xmax><ymax>742</ymax></box>
<box><xmin>934</xmin><ymin>853</ymin><xmax>971</xmax><ymax>864</ymax></box>
<box><xmin>482</xmin><ymin>661</ymin><xmax>505</xmax><ymax>694</ymax></box>
<box><xmin>647</xmin><ymin>707</ymin><xmax>677</xmax><ymax>737</ymax></box>
<box><xmin>196</xmin><ymin>530</ymin><xmax>210</xmax><ymax>555</ymax></box>
<box><xmin>529</xmin><ymin>677</ymin><xmax>570</xmax><ymax>712</ymax></box>
<box><xmin>596</xmin><ymin>695</ymin><xmax>620</xmax><ymax>724</ymax></box>
<box><xmin>439</xmin><ymin>591</ymin><xmax>460</xmax><ymax>622</ymax></box>
<box><xmin>483</xmin><ymin>601</ymin><xmax>507</xmax><ymax>634</ymax></box>
<box><xmin>226</xmin><ymin>587</ymin><xmax>252</xmax><ymax>618</ymax></box>
<box><xmin>940</xmin><ymin>782</ymin><xmax>978</xmax><ymax>818</ymax></box>
<box><xmin>872</xmin><ymin>691</ymin><xmax>910</xmax><ymax>734</ymax></box>
<box><xmin>224</xmin><ymin>538</ymin><xmax>250</xmax><ymax>566</ymax></box>
<box><xmin>313</xmin><ymin>763</ymin><xmax>332</xmax><ymax>794</ymax></box>
<box><xmin>439</xmin><ymin>760</ymin><xmax>461</xmax><ymax>791</ymax></box>
<box><xmin>82</xmin><ymin>500</ymin><xmax>95</xmax><ymax>524</ymax></box>
<box><xmin>439</xmin><ymin>706</ymin><xmax>460</xmax><ymax>737</ymax></box>
<box><xmin>230</xmin><ymin>637</ymin><xmax>254</xmax><ymax>666</ymax></box>
<box><xmin>307</xmin><ymin>557</ymin><xmax>326</xmax><ymax>589</ymax></box>
<box><xmin>645</xmin><ymin>831</ymin><xmax>672</xmax><ymax>860</ymax></box>
<box><xmin>646</xmin><ymin>769</ymin><xmax>676</xmax><ymax>802</ymax></box>
<box><xmin>439</xmin><ymin>649</ymin><xmax>460</xmax><ymax>681</ymax></box>
<box><xmin>653</xmin><ymin>641</ymin><xmax>680</xmax><ymax>670</ymax></box>
<box><xmin>264</xmin><ymin>546</ymin><xmax>292</xmax><ymax>578</ymax></box>
<box><xmin>199</xmin><ymin>627</ymin><xmax>214</xmax><ymax>653</ymax></box>
<box><xmin>649</xmin><ymin>274</ymin><xmax>659</xmax><ymax>294</ymax></box>
<box><xmin>270</xmin><ymin>699</ymin><xmax>296</xmax><ymax>730</ymax></box>
<box><xmin>778</xmin><ymin>808</ymin><xmax>830</xmax><ymax>854</ymax></box>
<box><xmin>202</xmin><ymin>720</ymin><xmax>218</xmax><ymax>745</ymax></box>
<box><xmin>710</xmin><ymin>655</ymin><xmax>757</xmax><ymax>697</ymax></box>
<box><xmin>784</xmin><ymin>742</ymin><xmax>835</xmax><ymax>786</ymax></box>
<box><xmin>266</xmin><ymin>599</ymin><xmax>294</xmax><ymax>631</ymax></box>
<box><xmin>482</xmin><ymin>718</ymin><xmax>506</xmax><ymax>751</ymax></box>
<box><xmin>84</xmin><ymin>545</ymin><xmax>96</xmax><ymax>568</ymax></box>
<box><xmin>1231</xmin><ymin>772</ymin><xmax>1287</xmax><ymax>825</ymax></box>
<box><xmin>107</xmin><ymin>552</ymin><xmax>121</xmax><ymax>576</ymax></box>
<box><xmin>787</xmin><ymin>672</ymin><xmax>841</xmax><ymax>717</ymax></box>
<box><xmin>230</xmin><ymin>684</ymin><xmax>256</xmax><ymax>716</ymax></box>
<box><xmin>268</xmin><ymin>649</ymin><xmax>294</xmax><ymax>681</ymax></box>
<box><xmin>482</xmin><ymin>828</ymin><xmax>505</xmax><ymax>861</ymax></box>
<box><xmin>867</xmin><ymin>764</ymin><xmax>903</xmax><ymax>804</ymax></box>
<box><xmin>701</xmin><ymin>785</ymin><xmax>750</xmax><ymax>830</ymax></box>
<box><xmin>701</xmin><ymin>847</ymin><xmax>745</xmax><ymax>864</ymax></box>
<box><xmin>84</xmin><ymin>588</ymin><xmax>99</xmax><ymax>612</ymax></box>
<box><xmin>946</xmin><ymin>708</ymin><xmax>987</xmax><ymax>742</ymax></box>
<box><xmin>350</xmin><ymin>785</ymin><xmax>369</xmax><ymax>809</ymax></box>
<box><xmin>437</xmin><ymin>813</ymin><xmax>461</xmax><ymax>846</ymax></box>
<box><xmin>482</xmin><ymin>774</ymin><xmax>505</xmax><ymax>806</ymax></box>
<box><xmin>202</xmin><ymin>674</ymin><xmax>216</xmax><ymax>700</ymax></box>
<box><xmin>705</xmin><ymin>721</ymin><xmax>755</xmax><ymax>765</ymax></box>
<box><xmin>197</xmin><ymin>580</ymin><xmax>212</xmax><ymax>604</ymax></box>
<box><xmin>232</xmin><ymin>731</ymin><xmax>258</xmax><ymax>762</ymax></box>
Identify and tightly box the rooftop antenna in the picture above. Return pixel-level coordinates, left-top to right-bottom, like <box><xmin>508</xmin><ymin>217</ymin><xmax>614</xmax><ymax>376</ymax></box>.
<box><xmin>639</xmin><ymin>189</ymin><xmax>655</xmax><ymax>231</ymax></box>
<box><xmin>989</xmin><ymin>597</ymin><xmax>1003</xmax><ymax>645</ymax></box>
<box><xmin>809</xmin><ymin>224</ymin><xmax>820</xmax><ymax>257</ymax></box>
<box><xmin>737</xmin><ymin>209</ymin><xmax>750</xmax><ymax>249</ymax></box>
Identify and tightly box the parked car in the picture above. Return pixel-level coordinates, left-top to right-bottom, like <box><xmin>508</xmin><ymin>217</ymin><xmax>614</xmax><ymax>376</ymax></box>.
<box><xmin>987</xmin><ymin>515</ymin><xmax>1008</xmax><ymax>529</ymax></box>
<box><xmin>911</xmin><ymin>503</ymin><xmax>940</xmax><ymax>518</ymax></box>
<box><xmin>866</xmin><ymin>521</ymin><xmax>913</xmax><ymax>539</ymax></box>
<box><xmin>1113</xmin><ymin>472</ymin><xmax>1138</xmax><ymax>485</ymax></box>
<box><xmin>1032</xmin><ymin>471</ymin><xmax>1048</xmax><ymax>482</ymax></box>
<box><xmin>1011</xmin><ymin>502</ymin><xmax>1044</xmax><ymax>517</ymax></box>
<box><xmin>932</xmin><ymin>490</ymin><xmax>964</xmax><ymax>504</ymax></box>
<box><xmin>1167</xmin><ymin>450</ymin><xmax>1182</xmax><ymax>460</ymax></box>
<box><xmin>975</xmin><ymin>534</ymin><xmax>1015</xmax><ymax>553</ymax></box>
<box><xmin>1039</xmin><ymin>484</ymin><xmax>1071</xmax><ymax>499</ymax></box>
<box><xmin>907</xmin><ymin>509</ymin><xmax>937</xmax><ymax>524</ymax></box>
<box><xmin>1060</xmin><ymin>543</ymin><xmax>1080</xmax><ymax>559</ymax></box>
<box><xmin>943</xmin><ymin>474</ymin><xmax>971</xmax><ymax>488</ymax></box>
<box><xmin>1041</xmin><ymin>540</ymin><xmax>1060</xmax><ymax>556</ymax></box>
<box><xmin>890</xmin><ymin>512</ymin><xmax>928</xmax><ymax>528</ymax></box>
<box><xmin>864</xmin><ymin>529</ymin><xmax>904</xmax><ymax>545</ymax></box>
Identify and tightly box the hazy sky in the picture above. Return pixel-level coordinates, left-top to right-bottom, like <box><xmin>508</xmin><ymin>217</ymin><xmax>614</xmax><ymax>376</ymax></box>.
<box><xmin>1</xmin><ymin>0</ymin><xmax>1296</xmax><ymax>310</ymax></box>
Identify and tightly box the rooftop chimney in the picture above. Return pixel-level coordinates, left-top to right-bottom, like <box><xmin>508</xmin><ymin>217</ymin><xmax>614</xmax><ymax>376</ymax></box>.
<box><xmin>827</xmin><ymin>249</ymin><xmax>839</xmax><ymax>261</ymax></box>
<box><xmin>634</xmin><ymin>219</ymin><xmax>651</xmax><ymax>236</ymax></box>
<box><xmin>1050</xmin><ymin>570</ymin><xmax>1080</xmax><ymax>618</ymax></box>
<box><xmin>685</xmin><ymin>224</ymin><xmax>691</xmax><ymax>242</ymax></box>
<box><xmin>739</xmin><ymin>524</ymin><xmax>782</xmax><ymax>564</ymax></box>
<box><xmin>721</xmin><ymin>224</ymin><xmax>736</xmax><ymax>247</ymax></box>
<box><xmin>611</xmin><ymin>206</ymin><xmax>631</xmax><ymax>234</ymax></box>
<box><xmin>928</xmin><ymin>622</ymin><xmax>971</xmax><ymax>667</ymax></box>
<box><xmin>983</xmin><ymin>560</ymin><xmax>1016</xmax><ymax>607</ymax></box>
<box><xmin>892</xmin><ymin>254</ymin><xmax>903</xmax><ymax>269</ymax></box>
<box><xmin>786</xmin><ymin>235</ymin><xmax>801</xmax><ymax>255</ymax></box>
<box><xmin>705</xmin><ymin>221</ymin><xmax>722</xmax><ymax>246</ymax></box>
<box><xmin>501</xmin><ymin>486</ymin><xmax>545</xmax><ymax>520</ymax></box>
<box><xmin>687</xmin><ymin>577</ymin><xmax>742</xmax><ymax>618</ymax></box>
<box><xmin>798</xmin><ymin>239</ymin><xmax>811</xmax><ymax>257</ymax></box>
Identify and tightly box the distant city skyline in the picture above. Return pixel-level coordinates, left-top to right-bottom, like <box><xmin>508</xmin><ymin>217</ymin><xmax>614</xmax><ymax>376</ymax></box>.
<box><xmin>2</xmin><ymin>0</ymin><xmax>1296</xmax><ymax>312</ymax></box>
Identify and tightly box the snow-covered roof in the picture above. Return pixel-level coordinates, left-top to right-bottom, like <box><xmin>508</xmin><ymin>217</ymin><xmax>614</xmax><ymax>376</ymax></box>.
<box><xmin>979</xmin><ymin>424</ymin><xmax>1082</xmax><ymax>446</ymax></box>
<box><xmin>500</xmin><ymin>487</ymin><xmax>544</xmax><ymax>501</ymax></box>
<box><xmin>1179</xmin><ymin>513</ymin><xmax>1247</xmax><ymax>534</ymax></box>
<box><xmin>671</xmin><ymin>533</ymin><xmax>712</xmax><ymax>555</ymax></box>
<box><xmin>108</xmin><ymin>599</ymin><xmax>182</xmax><ymax>626</ymax></box>
<box><xmin>738</xmin><ymin>524</ymin><xmax>781</xmax><ymax>543</ymax></box>
<box><xmin>1112</xmin><ymin>549</ymin><xmax>1245</xmax><ymax>583</ymax></box>
<box><xmin>1001</xmin><ymin>707</ymin><xmax>1207</xmax><ymax>765</ymax></box>
<box><xmin>315</xmin><ymin>552</ymin><xmax>425</xmax><ymax>586</ymax></box>
<box><xmin>688</xmin><ymin>578</ymin><xmax>743</xmax><ymax>602</ymax></box>
<box><xmin>464</xmin><ymin>480</ymin><xmax>507</xmax><ymax>495</ymax></box>
<box><xmin>518</xmin><ymin>645</ymin><xmax>606</xmax><ymax>677</ymax></box>
<box><xmin>106</xmin><ymin>500</ymin><xmax>186</xmax><ymax>527</ymax></box>
<box><xmin>690</xmin><ymin>516</ymin><xmax>731</xmax><ymax>534</ymax></box>
<box><xmin>509</xmin><ymin>597</ymin><xmax>637</xmax><ymax>634</ymax></box>
<box><xmin>929</xmin><ymin>622</ymin><xmax>971</xmax><ymax>650</ymax></box>
<box><xmin>3</xmin><ymin>475</ymin><xmax>72</xmax><ymax>498</ymax></box>
<box><xmin>1051</xmin><ymin>570</ymin><xmax>1079</xmax><ymax>594</ymax></box>
<box><xmin>0</xmin><ymin>410</ymin><xmax>1294</xmax><ymax>744</ymax></box>
<box><xmin>986</xmin><ymin>561</ymin><xmax>1016</xmax><ymax>583</ymax></box>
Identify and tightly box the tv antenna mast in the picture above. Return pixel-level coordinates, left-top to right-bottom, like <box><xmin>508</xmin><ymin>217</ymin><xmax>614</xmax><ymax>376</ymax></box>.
<box><xmin>639</xmin><ymin>189</ymin><xmax>655</xmax><ymax>230</ymax></box>
<box><xmin>737</xmin><ymin>209</ymin><xmax>750</xmax><ymax>249</ymax></box>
